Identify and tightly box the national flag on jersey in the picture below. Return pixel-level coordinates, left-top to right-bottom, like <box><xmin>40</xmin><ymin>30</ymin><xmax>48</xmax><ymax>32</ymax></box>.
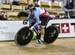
<box><xmin>61</xmin><ymin>23</ymin><xmax>70</xmax><ymax>33</ymax></box>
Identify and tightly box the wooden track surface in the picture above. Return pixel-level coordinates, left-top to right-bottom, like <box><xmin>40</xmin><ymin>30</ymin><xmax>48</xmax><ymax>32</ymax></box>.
<box><xmin>0</xmin><ymin>38</ymin><xmax>75</xmax><ymax>55</ymax></box>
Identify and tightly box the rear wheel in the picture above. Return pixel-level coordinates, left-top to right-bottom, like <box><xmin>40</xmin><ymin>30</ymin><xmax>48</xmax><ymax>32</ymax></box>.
<box><xmin>44</xmin><ymin>26</ymin><xmax>59</xmax><ymax>44</ymax></box>
<box><xmin>15</xmin><ymin>27</ymin><xmax>33</xmax><ymax>46</ymax></box>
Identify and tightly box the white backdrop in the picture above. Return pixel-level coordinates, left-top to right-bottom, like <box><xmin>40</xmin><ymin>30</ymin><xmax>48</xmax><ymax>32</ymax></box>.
<box><xmin>0</xmin><ymin>19</ymin><xmax>75</xmax><ymax>41</ymax></box>
<box><xmin>47</xmin><ymin>19</ymin><xmax>75</xmax><ymax>38</ymax></box>
<box><xmin>0</xmin><ymin>21</ymin><xmax>28</xmax><ymax>41</ymax></box>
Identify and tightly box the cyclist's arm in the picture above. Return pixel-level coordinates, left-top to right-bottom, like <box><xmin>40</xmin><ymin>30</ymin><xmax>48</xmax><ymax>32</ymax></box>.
<box><xmin>26</xmin><ymin>15</ymin><xmax>31</xmax><ymax>21</ymax></box>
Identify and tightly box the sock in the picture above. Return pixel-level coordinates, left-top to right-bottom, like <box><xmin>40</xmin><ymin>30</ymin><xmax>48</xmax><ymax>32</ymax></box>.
<box><xmin>41</xmin><ymin>35</ymin><xmax>44</xmax><ymax>41</ymax></box>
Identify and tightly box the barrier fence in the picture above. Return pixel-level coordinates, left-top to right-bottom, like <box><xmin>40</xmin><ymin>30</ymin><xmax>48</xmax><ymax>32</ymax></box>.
<box><xmin>0</xmin><ymin>19</ymin><xmax>75</xmax><ymax>41</ymax></box>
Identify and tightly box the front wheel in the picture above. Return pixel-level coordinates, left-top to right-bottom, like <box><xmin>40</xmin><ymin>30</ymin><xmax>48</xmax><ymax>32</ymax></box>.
<box><xmin>15</xmin><ymin>27</ymin><xmax>33</xmax><ymax>46</ymax></box>
<box><xmin>44</xmin><ymin>26</ymin><xmax>59</xmax><ymax>44</ymax></box>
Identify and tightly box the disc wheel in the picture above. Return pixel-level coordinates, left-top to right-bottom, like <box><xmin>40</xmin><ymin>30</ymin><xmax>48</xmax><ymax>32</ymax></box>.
<box><xmin>15</xmin><ymin>27</ymin><xmax>33</xmax><ymax>46</ymax></box>
<box><xmin>44</xmin><ymin>26</ymin><xmax>59</xmax><ymax>44</ymax></box>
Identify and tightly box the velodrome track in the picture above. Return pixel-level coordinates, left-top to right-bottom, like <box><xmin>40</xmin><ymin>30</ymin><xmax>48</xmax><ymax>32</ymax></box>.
<box><xmin>0</xmin><ymin>38</ymin><xmax>75</xmax><ymax>55</ymax></box>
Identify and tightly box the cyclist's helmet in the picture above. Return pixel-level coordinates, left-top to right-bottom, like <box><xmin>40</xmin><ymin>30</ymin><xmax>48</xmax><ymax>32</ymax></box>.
<box><xmin>25</xmin><ymin>4</ymin><xmax>35</xmax><ymax>12</ymax></box>
<box><xmin>25</xmin><ymin>4</ymin><xmax>40</xmax><ymax>11</ymax></box>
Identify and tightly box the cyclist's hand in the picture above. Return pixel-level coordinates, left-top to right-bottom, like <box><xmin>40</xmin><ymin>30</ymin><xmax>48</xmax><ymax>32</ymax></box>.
<box><xmin>23</xmin><ymin>20</ymin><xmax>27</xmax><ymax>25</ymax></box>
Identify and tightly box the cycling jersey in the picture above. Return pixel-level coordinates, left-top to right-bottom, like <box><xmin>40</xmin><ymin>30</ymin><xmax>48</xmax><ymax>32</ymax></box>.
<box><xmin>33</xmin><ymin>7</ymin><xmax>41</xmax><ymax>26</ymax></box>
<box><xmin>27</xmin><ymin>6</ymin><xmax>49</xmax><ymax>27</ymax></box>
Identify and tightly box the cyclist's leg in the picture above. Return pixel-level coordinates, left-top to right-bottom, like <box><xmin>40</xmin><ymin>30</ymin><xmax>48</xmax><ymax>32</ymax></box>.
<box><xmin>34</xmin><ymin>25</ymin><xmax>42</xmax><ymax>44</ymax></box>
<box><xmin>36</xmin><ymin>33</ymin><xmax>42</xmax><ymax>44</ymax></box>
<box><xmin>35</xmin><ymin>23</ymin><xmax>45</xmax><ymax>44</ymax></box>
<box><xmin>40</xmin><ymin>25</ymin><xmax>45</xmax><ymax>41</ymax></box>
<box><xmin>39</xmin><ymin>16</ymin><xmax>49</xmax><ymax>41</ymax></box>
